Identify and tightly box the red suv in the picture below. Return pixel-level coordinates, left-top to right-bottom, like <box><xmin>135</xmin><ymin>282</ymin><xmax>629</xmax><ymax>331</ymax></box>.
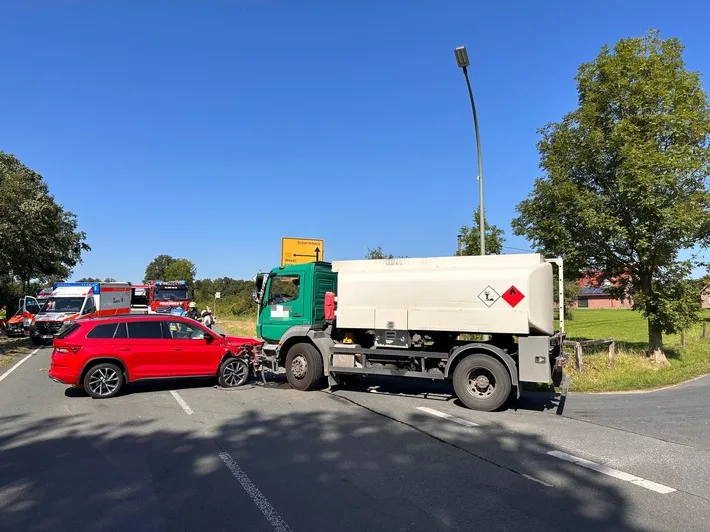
<box><xmin>49</xmin><ymin>314</ymin><xmax>261</xmax><ymax>398</ymax></box>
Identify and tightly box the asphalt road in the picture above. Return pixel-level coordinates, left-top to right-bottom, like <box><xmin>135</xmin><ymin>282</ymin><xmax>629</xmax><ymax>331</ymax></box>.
<box><xmin>1</xmin><ymin>346</ymin><xmax>709</xmax><ymax>532</ymax></box>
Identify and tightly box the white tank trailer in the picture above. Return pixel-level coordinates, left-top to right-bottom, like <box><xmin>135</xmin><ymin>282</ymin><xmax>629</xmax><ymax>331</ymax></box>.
<box><xmin>258</xmin><ymin>253</ymin><xmax>568</xmax><ymax>412</ymax></box>
<box><xmin>332</xmin><ymin>254</ymin><xmax>554</xmax><ymax>338</ymax></box>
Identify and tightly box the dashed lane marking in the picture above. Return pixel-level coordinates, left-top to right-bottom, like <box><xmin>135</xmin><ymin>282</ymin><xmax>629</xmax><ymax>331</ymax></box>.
<box><xmin>169</xmin><ymin>390</ymin><xmax>194</xmax><ymax>415</ymax></box>
<box><xmin>416</xmin><ymin>406</ymin><xmax>480</xmax><ymax>427</ymax></box>
<box><xmin>547</xmin><ymin>450</ymin><xmax>676</xmax><ymax>494</ymax></box>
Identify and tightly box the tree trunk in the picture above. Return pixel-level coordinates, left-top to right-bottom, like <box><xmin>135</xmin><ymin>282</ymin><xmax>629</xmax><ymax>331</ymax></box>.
<box><xmin>647</xmin><ymin>319</ymin><xmax>670</xmax><ymax>366</ymax></box>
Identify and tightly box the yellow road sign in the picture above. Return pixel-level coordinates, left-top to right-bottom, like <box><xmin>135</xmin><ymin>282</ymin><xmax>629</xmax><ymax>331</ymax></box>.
<box><xmin>281</xmin><ymin>237</ymin><xmax>324</xmax><ymax>266</ymax></box>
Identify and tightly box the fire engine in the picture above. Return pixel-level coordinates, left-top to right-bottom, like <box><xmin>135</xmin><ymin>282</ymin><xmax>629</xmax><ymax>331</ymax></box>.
<box><xmin>146</xmin><ymin>280</ymin><xmax>190</xmax><ymax>314</ymax></box>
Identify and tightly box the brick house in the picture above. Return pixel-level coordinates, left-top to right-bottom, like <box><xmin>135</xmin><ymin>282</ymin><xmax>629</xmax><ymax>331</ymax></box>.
<box><xmin>574</xmin><ymin>271</ymin><xmax>633</xmax><ymax>309</ymax></box>
<box><xmin>702</xmin><ymin>285</ymin><xmax>710</xmax><ymax>309</ymax></box>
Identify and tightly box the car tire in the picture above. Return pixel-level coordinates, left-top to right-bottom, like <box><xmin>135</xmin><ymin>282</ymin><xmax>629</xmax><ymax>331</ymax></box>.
<box><xmin>452</xmin><ymin>354</ymin><xmax>512</xmax><ymax>412</ymax></box>
<box><xmin>83</xmin><ymin>362</ymin><xmax>125</xmax><ymax>399</ymax></box>
<box><xmin>218</xmin><ymin>357</ymin><xmax>249</xmax><ymax>388</ymax></box>
<box><xmin>285</xmin><ymin>342</ymin><xmax>324</xmax><ymax>391</ymax></box>
<box><xmin>31</xmin><ymin>337</ymin><xmax>44</xmax><ymax>346</ymax></box>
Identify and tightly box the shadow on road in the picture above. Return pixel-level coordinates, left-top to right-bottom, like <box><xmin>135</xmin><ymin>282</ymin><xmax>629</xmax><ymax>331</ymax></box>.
<box><xmin>0</xmin><ymin>396</ymin><xmax>654</xmax><ymax>532</ymax></box>
<box><xmin>332</xmin><ymin>375</ymin><xmax>567</xmax><ymax>414</ymax></box>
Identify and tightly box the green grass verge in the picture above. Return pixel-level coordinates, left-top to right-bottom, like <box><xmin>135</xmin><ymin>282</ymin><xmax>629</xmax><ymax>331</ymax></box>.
<box><xmin>0</xmin><ymin>337</ymin><xmax>32</xmax><ymax>369</ymax></box>
<box><xmin>215</xmin><ymin>316</ymin><xmax>258</xmax><ymax>338</ymax></box>
<box><xmin>562</xmin><ymin>309</ymin><xmax>710</xmax><ymax>392</ymax></box>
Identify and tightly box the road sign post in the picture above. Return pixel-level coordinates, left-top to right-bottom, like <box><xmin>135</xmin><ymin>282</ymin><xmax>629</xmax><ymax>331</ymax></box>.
<box><xmin>281</xmin><ymin>238</ymin><xmax>325</xmax><ymax>266</ymax></box>
<box><xmin>214</xmin><ymin>291</ymin><xmax>221</xmax><ymax>316</ymax></box>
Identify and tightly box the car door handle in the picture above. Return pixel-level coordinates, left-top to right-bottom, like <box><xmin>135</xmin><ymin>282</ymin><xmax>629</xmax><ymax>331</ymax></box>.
<box><xmin>292</xmin><ymin>313</ymin><xmax>302</xmax><ymax>317</ymax></box>
<box><xmin>173</xmin><ymin>347</ymin><xmax>183</xmax><ymax>351</ymax></box>
<box><xmin>119</xmin><ymin>348</ymin><xmax>130</xmax><ymax>352</ymax></box>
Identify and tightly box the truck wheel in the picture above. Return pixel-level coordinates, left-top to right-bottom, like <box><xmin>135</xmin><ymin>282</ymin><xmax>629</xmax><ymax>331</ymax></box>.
<box><xmin>218</xmin><ymin>357</ymin><xmax>249</xmax><ymax>388</ymax></box>
<box><xmin>285</xmin><ymin>342</ymin><xmax>324</xmax><ymax>391</ymax></box>
<box><xmin>452</xmin><ymin>354</ymin><xmax>512</xmax><ymax>412</ymax></box>
<box><xmin>31</xmin><ymin>337</ymin><xmax>44</xmax><ymax>346</ymax></box>
<box><xmin>83</xmin><ymin>363</ymin><xmax>124</xmax><ymax>399</ymax></box>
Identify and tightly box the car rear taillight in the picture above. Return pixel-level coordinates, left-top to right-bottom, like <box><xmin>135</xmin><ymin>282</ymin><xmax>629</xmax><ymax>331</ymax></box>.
<box><xmin>54</xmin><ymin>345</ymin><xmax>82</xmax><ymax>355</ymax></box>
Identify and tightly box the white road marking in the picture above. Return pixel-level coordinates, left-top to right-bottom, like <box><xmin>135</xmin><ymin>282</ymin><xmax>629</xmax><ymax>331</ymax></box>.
<box><xmin>0</xmin><ymin>348</ymin><xmax>40</xmax><ymax>383</ymax></box>
<box><xmin>416</xmin><ymin>406</ymin><xmax>480</xmax><ymax>427</ymax></box>
<box><xmin>547</xmin><ymin>450</ymin><xmax>676</xmax><ymax>494</ymax></box>
<box><xmin>219</xmin><ymin>451</ymin><xmax>293</xmax><ymax>532</ymax></box>
<box><xmin>522</xmin><ymin>473</ymin><xmax>554</xmax><ymax>487</ymax></box>
<box><xmin>169</xmin><ymin>390</ymin><xmax>194</xmax><ymax>415</ymax></box>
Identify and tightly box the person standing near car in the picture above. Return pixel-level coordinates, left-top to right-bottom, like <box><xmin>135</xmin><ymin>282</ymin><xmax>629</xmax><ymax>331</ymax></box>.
<box><xmin>201</xmin><ymin>308</ymin><xmax>215</xmax><ymax>329</ymax></box>
<box><xmin>185</xmin><ymin>301</ymin><xmax>199</xmax><ymax>320</ymax></box>
<box><xmin>0</xmin><ymin>305</ymin><xmax>6</xmax><ymax>334</ymax></box>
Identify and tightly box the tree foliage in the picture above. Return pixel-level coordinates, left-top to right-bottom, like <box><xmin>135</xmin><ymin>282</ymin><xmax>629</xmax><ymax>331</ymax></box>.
<box><xmin>0</xmin><ymin>152</ymin><xmax>90</xmax><ymax>291</ymax></box>
<box><xmin>512</xmin><ymin>31</ymin><xmax>710</xmax><ymax>362</ymax></box>
<box><xmin>143</xmin><ymin>254</ymin><xmax>177</xmax><ymax>282</ymax></box>
<box><xmin>163</xmin><ymin>259</ymin><xmax>197</xmax><ymax>285</ymax></box>
<box><xmin>366</xmin><ymin>247</ymin><xmax>394</xmax><ymax>260</ymax></box>
<box><xmin>456</xmin><ymin>208</ymin><xmax>505</xmax><ymax>256</ymax></box>
<box><xmin>192</xmin><ymin>277</ymin><xmax>256</xmax><ymax>316</ymax></box>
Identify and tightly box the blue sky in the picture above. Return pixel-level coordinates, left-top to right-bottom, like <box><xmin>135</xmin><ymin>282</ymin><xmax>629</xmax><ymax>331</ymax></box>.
<box><xmin>1</xmin><ymin>0</ymin><xmax>708</xmax><ymax>282</ymax></box>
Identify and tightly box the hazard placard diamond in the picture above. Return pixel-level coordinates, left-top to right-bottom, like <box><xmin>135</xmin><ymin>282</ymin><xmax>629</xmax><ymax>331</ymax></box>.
<box><xmin>502</xmin><ymin>285</ymin><xmax>525</xmax><ymax>308</ymax></box>
<box><xmin>478</xmin><ymin>285</ymin><xmax>500</xmax><ymax>307</ymax></box>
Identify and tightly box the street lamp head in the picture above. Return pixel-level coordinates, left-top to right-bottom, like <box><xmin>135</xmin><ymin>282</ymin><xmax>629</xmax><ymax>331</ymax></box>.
<box><xmin>454</xmin><ymin>46</ymin><xmax>470</xmax><ymax>68</ymax></box>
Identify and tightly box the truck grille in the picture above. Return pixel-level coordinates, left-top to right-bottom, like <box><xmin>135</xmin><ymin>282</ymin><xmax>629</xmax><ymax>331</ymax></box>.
<box><xmin>35</xmin><ymin>321</ymin><xmax>63</xmax><ymax>335</ymax></box>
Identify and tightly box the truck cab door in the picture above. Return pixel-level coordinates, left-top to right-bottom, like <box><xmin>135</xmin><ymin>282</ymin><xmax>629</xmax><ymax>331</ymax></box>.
<box><xmin>260</xmin><ymin>274</ymin><xmax>305</xmax><ymax>342</ymax></box>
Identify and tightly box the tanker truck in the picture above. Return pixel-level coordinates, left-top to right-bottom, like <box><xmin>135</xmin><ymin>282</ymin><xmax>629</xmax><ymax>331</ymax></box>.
<box><xmin>253</xmin><ymin>253</ymin><xmax>567</xmax><ymax>411</ymax></box>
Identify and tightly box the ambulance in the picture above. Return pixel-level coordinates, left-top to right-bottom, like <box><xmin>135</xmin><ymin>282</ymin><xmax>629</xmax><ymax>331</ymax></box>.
<box><xmin>5</xmin><ymin>296</ymin><xmax>42</xmax><ymax>337</ymax></box>
<box><xmin>5</xmin><ymin>289</ymin><xmax>52</xmax><ymax>337</ymax></box>
<box><xmin>30</xmin><ymin>282</ymin><xmax>132</xmax><ymax>345</ymax></box>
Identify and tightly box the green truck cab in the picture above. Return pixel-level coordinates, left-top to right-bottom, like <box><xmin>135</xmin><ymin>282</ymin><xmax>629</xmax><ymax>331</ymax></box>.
<box><xmin>255</xmin><ymin>262</ymin><xmax>340</xmax><ymax>392</ymax></box>
<box><xmin>256</xmin><ymin>262</ymin><xmax>336</xmax><ymax>343</ymax></box>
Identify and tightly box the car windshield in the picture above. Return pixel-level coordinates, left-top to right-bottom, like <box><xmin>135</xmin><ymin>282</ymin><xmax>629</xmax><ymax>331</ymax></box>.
<box><xmin>154</xmin><ymin>289</ymin><xmax>188</xmax><ymax>301</ymax></box>
<box><xmin>40</xmin><ymin>297</ymin><xmax>85</xmax><ymax>313</ymax></box>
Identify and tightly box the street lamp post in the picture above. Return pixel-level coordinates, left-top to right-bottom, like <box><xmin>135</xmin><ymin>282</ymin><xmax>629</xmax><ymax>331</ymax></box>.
<box><xmin>454</xmin><ymin>45</ymin><xmax>486</xmax><ymax>256</ymax></box>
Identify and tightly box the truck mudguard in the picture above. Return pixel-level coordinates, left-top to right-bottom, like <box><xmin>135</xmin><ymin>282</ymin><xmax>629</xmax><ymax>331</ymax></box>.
<box><xmin>276</xmin><ymin>326</ymin><xmax>335</xmax><ymax>374</ymax></box>
<box><xmin>445</xmin><ymin>343</ymin><xmax>520</xmax><ymax>391</ymax></box>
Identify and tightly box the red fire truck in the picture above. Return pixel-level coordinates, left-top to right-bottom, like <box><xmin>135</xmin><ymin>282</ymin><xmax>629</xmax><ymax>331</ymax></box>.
<box><xmin>146</xmin><ymin>280</ymin><xmax>191</xmax><ymax>314</ymax></box>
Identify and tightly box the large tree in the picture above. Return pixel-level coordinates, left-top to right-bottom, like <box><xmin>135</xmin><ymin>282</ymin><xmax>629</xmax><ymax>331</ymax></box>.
<box><xmin>163</xmin><ymin>259</ymin><xmax>197</xmax><ymax>284</ymax></box>
<box><xmin>512</xmin><ymin>31</ymin><xmax>710</xmax><ymax>364</ymax></box>
<box><xmin>0</xmin><ymin>152</ymin><xmax>90</xmax><ymax>291</ymax></box>
<box><xmin>143</xmin><ymin>254</ymin><xmax>177</xmax><ymax>282</ymax></box>
<box><xmin>456</xmin><ymin>208</ymin><xmax>505</xmax><ymax>256</ymax></box>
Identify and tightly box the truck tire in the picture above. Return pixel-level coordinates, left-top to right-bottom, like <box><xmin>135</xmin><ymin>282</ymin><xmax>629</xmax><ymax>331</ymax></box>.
<box><xmin>285</xmin><ymin>342</ymin><xmax>324</xmax><ymax>391</ymax></box>
<box><xmin>452</xmin><ymin>354</ymin><xmax>512</xmax><ymax>412</ymax></box>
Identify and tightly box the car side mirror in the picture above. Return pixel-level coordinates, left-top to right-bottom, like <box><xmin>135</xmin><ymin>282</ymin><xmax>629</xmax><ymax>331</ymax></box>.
<box><xmin>203</xmin><ymin>333</ymin><xmax>214</xmax><ymax>342</ymax></box>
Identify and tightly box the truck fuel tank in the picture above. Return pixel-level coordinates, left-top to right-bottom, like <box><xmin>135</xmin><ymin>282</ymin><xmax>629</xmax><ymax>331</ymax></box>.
<box><xmin>331</xmin><ymin>254</ymin><xmax>554</xmax><ymax>336</ymax></box>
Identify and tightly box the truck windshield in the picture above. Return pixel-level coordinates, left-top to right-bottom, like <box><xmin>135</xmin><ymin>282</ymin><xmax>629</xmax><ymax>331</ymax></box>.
<box><xmin>154</xmin><ymin>289</ymin><xmax>188</xmax><ymax>301</ymax></box>
<box><xmin>40</xmin><ymin>297</ymin><xmax>85</xmax><ymax>313</ymax></box>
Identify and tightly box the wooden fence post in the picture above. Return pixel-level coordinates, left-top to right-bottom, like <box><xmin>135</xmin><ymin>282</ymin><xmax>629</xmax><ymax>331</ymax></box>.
<box><xmin>681</xmin><ymin>330</ymin><xmax>686</xmax><ymax>347</ymax></box>
<box><xmin>574</xmin><ymin>342</ymin><xmax>583</xmax><ymax>372</ymax></box>
<box><xmin>703</xmin><ymin>322</ymin><xmax>707</xmax><ymax>339</ymax></box>
<box><xmin>608</xmin><ymin>340</ymin><xmax>616</xmax><ymax>368</ymax></box>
